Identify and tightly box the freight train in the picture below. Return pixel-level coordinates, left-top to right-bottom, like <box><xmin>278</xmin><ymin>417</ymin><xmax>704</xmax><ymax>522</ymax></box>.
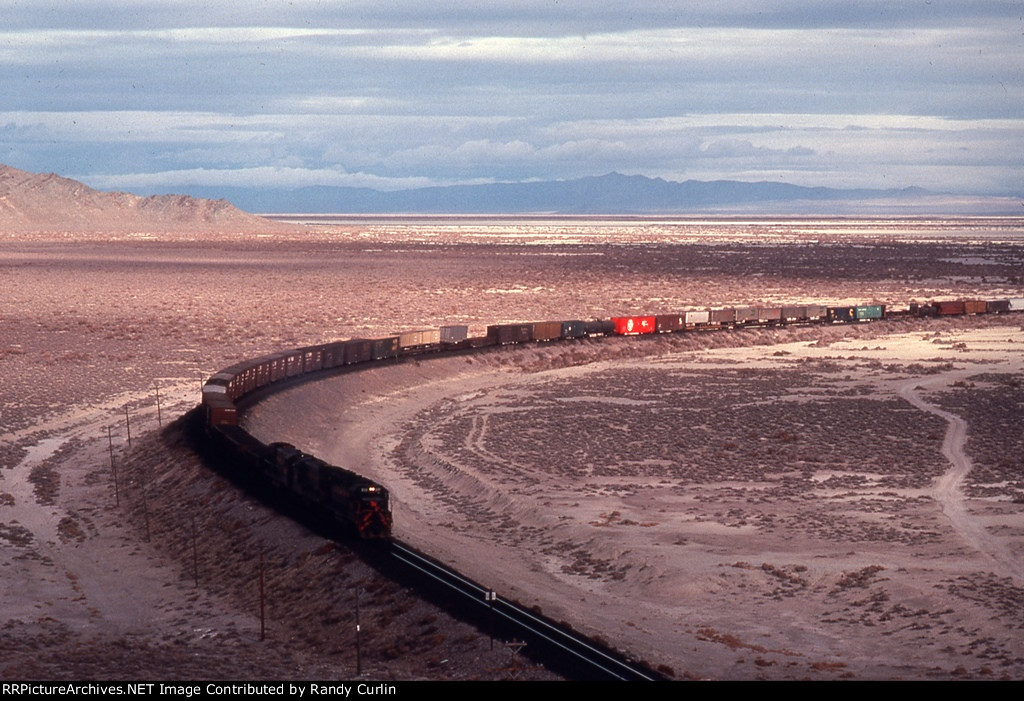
<box><xmin>202</xmin><ymin>296</ymin><xmax>1023</xmax><ymax>539</ymax></box>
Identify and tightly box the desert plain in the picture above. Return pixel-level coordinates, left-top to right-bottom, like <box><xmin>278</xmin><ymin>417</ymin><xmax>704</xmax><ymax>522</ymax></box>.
<box><xmin>2</xmin><ymin>216</ymin><xmax>1023</xmax><ymax>680</ymax></box>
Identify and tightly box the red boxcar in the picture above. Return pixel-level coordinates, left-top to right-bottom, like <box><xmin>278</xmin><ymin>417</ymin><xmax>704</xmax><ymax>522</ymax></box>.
<box><xmin>611</xmin><ymin>316</ymin><xmax>656</xmax><ymax>335</ymax></box>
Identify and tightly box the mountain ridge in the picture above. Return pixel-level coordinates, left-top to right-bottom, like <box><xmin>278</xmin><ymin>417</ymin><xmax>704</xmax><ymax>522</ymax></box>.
<box><xmin>164</xmin><ymin>171</ymin><xmax>985</xmax><ymax>215</ymax></box>
<box><xmin>0</xmin><ymin>164</ymin><xmax>297</xmax><ymax>235</ymax></box>
<box><xmin>3</xmin><ymin>164</ymin><xmax>1019</xmax><ymax>222</ymax></box>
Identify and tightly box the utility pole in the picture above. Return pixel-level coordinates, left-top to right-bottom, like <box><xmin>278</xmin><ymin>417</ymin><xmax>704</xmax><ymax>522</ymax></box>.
<box><xmin>486</xmin><ymin>591</ymin><xmax>497</xmax><ymax>650</ymax></box>
<box><xmin>107</xmin><ymin>426</ymin><xmax>119</xmax><ymax>507</ymax></box>
<box><xmin>355</xmin><ymin>588</ymin><xmax>362</xmax><ymax>676</ymax></box>
<box><xmin>258</xmin><ymin>546</ymin><xmax>266</xmax><ymax>642</ymax></box>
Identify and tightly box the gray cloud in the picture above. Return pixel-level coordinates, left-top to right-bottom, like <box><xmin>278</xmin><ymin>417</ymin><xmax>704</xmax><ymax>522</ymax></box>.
<box><xmin>1</xmin><ymin>1</ymin><xmax>1021</xmax><ymax>196</ymax></box>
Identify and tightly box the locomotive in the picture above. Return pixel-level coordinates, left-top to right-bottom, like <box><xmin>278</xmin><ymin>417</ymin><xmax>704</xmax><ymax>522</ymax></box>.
<box><xmin>202</xmin><ymin>296</ymin><xmax>1023</xmax><ymax>539</ymax></box>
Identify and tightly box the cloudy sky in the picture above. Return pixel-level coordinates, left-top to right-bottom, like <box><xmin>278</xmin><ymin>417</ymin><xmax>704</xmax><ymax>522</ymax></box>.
<box><xmin>2</xmin><ymin>1</ymin><xmax>1021</xmax><ymax>196</ymax></box>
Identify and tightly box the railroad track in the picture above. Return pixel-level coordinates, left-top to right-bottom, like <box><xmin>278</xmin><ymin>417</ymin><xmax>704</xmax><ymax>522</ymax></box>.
<box><xmin>201</xmin><ymin>298</ymin><xmax>1023</xmax><ymax>679</ymax></box>
<box><xmin>382</xmin><ymin>540</ymin><xmax>666</xmax><ymax>681</ymax></box>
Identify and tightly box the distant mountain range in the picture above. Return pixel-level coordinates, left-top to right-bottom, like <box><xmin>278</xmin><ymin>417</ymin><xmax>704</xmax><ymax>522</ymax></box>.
<box><xmin>170</xmin><ymin>172</ymin><xmax>1021</xmax><ymax>215</ymax></box>
<box><xmin>0</xmin><ymin>164</ymin><xmax>295</xmax><ymax>234</ymax></box>
<box><xmin>173</xmin><ymin>172</ymin><xmax>916</xmax><ymax>214</ymax></box>
<box><xmin>3</xmin><ymin>165</ymin><xmax>1020</xmax><ymax>226</ymax></box>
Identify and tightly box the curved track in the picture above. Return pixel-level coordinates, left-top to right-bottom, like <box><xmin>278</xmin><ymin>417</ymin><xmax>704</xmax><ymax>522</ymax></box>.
<box><xmin>201</xmin><ymin>298</ymin><xmax>1023</xmax><ymax>677</ymax></box>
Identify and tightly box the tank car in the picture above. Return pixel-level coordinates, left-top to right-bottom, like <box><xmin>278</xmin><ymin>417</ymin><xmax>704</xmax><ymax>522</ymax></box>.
<box><xmin>584</xmin><ymin>319</ymin><xmax>616</xmax><ymax>336</ymax></box>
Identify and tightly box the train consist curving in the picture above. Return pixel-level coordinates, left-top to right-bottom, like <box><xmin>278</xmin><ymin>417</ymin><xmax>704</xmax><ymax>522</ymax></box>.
<box><xmin>202</xmin><ymin>297</ymin><xmax>1023</xmax><ymax>539</ymax></box>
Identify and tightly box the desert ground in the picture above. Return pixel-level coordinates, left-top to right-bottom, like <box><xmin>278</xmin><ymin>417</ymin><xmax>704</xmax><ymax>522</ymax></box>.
<box><xmin>2</xmin><ymin>217</ymin><xmax>1023</xmax><ymax>680</ymax></box>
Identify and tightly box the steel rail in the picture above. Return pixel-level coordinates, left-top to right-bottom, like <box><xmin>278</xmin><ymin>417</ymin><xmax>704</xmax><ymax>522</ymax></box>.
<box><xmin>388</xmin><ymin>540</ymin><xmax>661</xmax><ymax>681</ymax></box>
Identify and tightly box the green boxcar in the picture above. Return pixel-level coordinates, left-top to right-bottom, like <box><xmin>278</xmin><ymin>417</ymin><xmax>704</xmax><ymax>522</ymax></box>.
<box><xmin>855</xmin><ymin>305</ymin><xmax>885</xmax><ymax>320</ymax></box>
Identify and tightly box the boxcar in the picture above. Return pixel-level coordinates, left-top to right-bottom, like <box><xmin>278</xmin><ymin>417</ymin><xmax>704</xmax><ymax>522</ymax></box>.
<box><xmin>322</xmin><ymin>341</ymin><xmax>347</xmax><ymax>369</ymax></box>
<box><xmin>531</xmin><ymin>321</ymin><xmax>564</xmax><ymax>342</ymax></box>
<box><xmin>734</xmin><ymin>307</ymin><xmax>759</xmax><ymax>325</ymax></box>
<box><xmin>344</xmin><ymin>339</ymin><xmax>373</xmax><ymax>365</ymax></box>
<box><xmin>268</xmin><ymin>353</ymin><xmax>289</xmax><ymax>382</ymax></box>
<box><xmin>398</xmin><ymin>329</ymin><xmax>441</xmax><ymax>350</ymax></box>
<box><xmin>611</xmin><ymin>316</ymin><xmax>656</xmax><ymax>335</ymax></box>
<box><xmin>964</xmin><ymin>300</ymin><xmax>987</xmax><ymax>315</ymax></box>
<box><xmin>828</xmin><ymin>306</ymin><xmax>857</xmax><ymax>323</ymax></box>
<box><xmin>934</xmin><ymin>301</ymin><xmax>967</xmax><ymax>316</ymax></box>
<box><xmin>251</xmin><ymin>356</ymin><xmax>274</xmax><ymax>388</ymax></box>
<box><xmin>284</xmin><ymin>350</ymin><xmax>304</xmax><ymax>377</ymax></box>
<box><xmin>487</xmin><ymin>323</ymin><xmax>534</xmax><ymax>345</ymax></box>
<box><xmin>710</xmin><ymin>308</ymin><xmax>736</xmax><ymax>326</ymax></box>
<box><xmin>655</xmin><ymin>314</ymin><xmax>684</xmax><ymax>333</ymax></box>
<box><xmin>440</xmin><ymin>325</ymin><xmax>469</xmax><ymax>344</ymax></box>
<box><xmin>204</xmin><ymin>394</ymin><xmax>238</xmax><ymax>427</ymax></box>
<box><xmin>685</xmin><ymin>310</ymin><xmax>711</xmax><ymax>328</ymax></box>
<box><xmin>782</xmin><ymin>306</ymin><xmax>806</xmax><ymax>322</ymax></box>
<box><xmin>561</xmin><ymin>320</ymin><xmax>587</xmax><ymax>338</ymax></box>
<box><xmin>856</xmin><ymin>305</ymin><xmax>885</xmax><ymax>321</ymax></box>
<box><xmin>300</xmin><ymin>346</ymin><xmax>324</xmax><ymax>372</ymax></box>
<box><xmin>204</xmin><ymin>371</ymin><xmax>238</xmax><ymax>400</ymax></box>
<box><xmin>806</xmin><ymin>305</ymin><xmax>828</xmax><ymax>320</ymax></box>
<box><xmin>371</xmin><ymin>336</ymin><xmax>400</xmax><ymax>360</ymax></box>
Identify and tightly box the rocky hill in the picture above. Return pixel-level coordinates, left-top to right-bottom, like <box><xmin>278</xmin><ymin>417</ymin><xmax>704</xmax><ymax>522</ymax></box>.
<box><xmin>0</xmin><ymin>164</ymin><xmax>298</xmax><ymax>235</ymax></box>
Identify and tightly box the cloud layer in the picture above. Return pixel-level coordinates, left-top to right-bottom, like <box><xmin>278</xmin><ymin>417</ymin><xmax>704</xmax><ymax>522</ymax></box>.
<box><xmin>2</xmin><ymin>1</ymin><xmax>1021</xmax><ymax>196</ymax></box>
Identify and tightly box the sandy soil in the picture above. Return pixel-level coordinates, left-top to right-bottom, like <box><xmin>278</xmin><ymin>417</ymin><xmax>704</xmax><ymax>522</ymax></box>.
<box><xmin>1</xmin><ymin>217</ymin><xmax>1022</xmax><ymax>680</ymax></box>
